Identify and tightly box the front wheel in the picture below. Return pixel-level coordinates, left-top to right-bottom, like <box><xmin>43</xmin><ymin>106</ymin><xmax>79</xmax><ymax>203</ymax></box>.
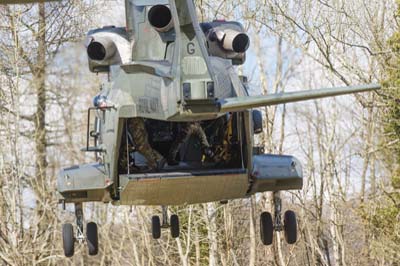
<box><xmin>152</xmin><ymin>216</ymin><xmax>161</xmax><ymax>239</ymax></box>
<box><xmin>87</xmin><ymin>222</ymin><xmax>99</xmax><ymax>256</ymax></box>
<box><xmin>62</xmin><ymin>223</ymin><xmax>75</xmax><ymax>257</ymax></box>
<box><xmin>260</xmin><ymin>212</ymin><xmax>273</xmax><ymax>245</ymax></box>
<box><xmin>284</xmin><ymin>210</ymin><xmax>297</xmax><ymax>244</ymax></box>
<box><xmin>170</xmin><ymin>214</ymin><xmax>180</xmax><ymax>238</ymax></box>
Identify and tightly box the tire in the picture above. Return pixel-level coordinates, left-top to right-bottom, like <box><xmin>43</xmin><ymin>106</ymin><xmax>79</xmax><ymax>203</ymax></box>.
<box><xmin>62</xmin><ymin>223</ymin><xmax>75</xmax><ymax>257</ymax></box>
<box><xmin>86</xmin><ymin>222</ymin><xmax>99</xmax><ymax>256</ymax></box>
<box><xmin>260</xmin><ymin>212</ymin><xmax>273</xmax><ymax>245</ymax></box>
<box><xmin>170</xmin><ymin>214</ymin><xmax>180</xmax><ymax>238</ymax></box>
<box><xmin>284</xmin><ymin>210</ymin><xmax>297</xmax><ymax>244</ymax></box>
<box><xmin>152</xmin><ymin>216</ymin><xmax>161</xmax><ymax>239</ymax></box>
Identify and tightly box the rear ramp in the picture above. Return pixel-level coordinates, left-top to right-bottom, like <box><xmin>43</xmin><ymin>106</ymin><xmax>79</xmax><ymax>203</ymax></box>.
<box><xmin>118</xmin><ymin>169</ymin><xmax>249</xmax><ymax>205</ymax></box>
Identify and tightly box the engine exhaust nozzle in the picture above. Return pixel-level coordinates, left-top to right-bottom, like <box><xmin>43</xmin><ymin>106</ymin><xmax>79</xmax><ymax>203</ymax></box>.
<box><xmin>87</xmin><ymin>36</ymin><xmax>117</xmax><ymax>61</ymax></box>
<box><xmin>148</xmin><ymin>5</ymin><xmax>173</xmax><ymax>32</ymax></box>
<box><xmin>222</xmin><ymin>30</ymin><xmax>250</xmax><ymax>53</ymax></box>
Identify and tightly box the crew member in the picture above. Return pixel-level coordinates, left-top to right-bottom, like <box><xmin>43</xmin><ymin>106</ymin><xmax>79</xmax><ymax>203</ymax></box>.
<box><xmin>128</xmin><ymin>118</ymin><xmax>166</xmax><ymax>170</ymax></box>
<box><xmin>168</xmin><ymin>122</ymin><xmax>214</xmax><ymax>165</ymax></box>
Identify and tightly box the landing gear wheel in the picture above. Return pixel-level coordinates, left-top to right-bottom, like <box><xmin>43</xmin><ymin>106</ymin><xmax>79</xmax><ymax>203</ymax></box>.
<box><xmin>86</xmin><ymin>222</ymin><xmax>99</xmax><ymax>256</ymax></box>
<box><xmin>152</xmin><ymin>215</ymin><xmax>161</xmax><ymax>239</ymax></box>
<box><xmin>260</xmin><ymin>212</ymin><xmax>273</xmax><ymax>245</ymax></box>
<box><xmin>62</xmin><ymin>223</ymin><xmax>75</xmax><ymax>257</ymax></box>
<box><xmin>170</xmin><ymin>214</ymin><xmax>180</xmax><ymax>238</ymax></box>
<box><xmin>284</xmin><ymin>210</ymin><xmax>297</xmax><ymax>244</ymax></box>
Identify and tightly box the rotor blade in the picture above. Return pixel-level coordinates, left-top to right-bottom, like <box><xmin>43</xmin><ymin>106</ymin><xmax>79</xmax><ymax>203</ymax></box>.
<box><xmin>218</xmin><ymin>83</ymin><xmax>381</xmax><ymax>113</ymax></box>
<box><xmin>0</xmin><ymin>0</ymin><xmax>60</xmax><ymax>4</ymax></box>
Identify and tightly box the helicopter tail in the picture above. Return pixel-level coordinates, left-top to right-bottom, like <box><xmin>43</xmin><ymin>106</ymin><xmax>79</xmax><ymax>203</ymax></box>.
<box><xmin>218</xmin><ymin>83</ymin><xmax>381</xmax><ymax>112</ymax></box>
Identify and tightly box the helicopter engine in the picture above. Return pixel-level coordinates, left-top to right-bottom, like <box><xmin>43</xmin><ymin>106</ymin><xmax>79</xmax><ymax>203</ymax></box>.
<box><xmin>87</xmin><ymin>36</ymin><xmax>117</xmax><ymax>61</ymax></box>
<box><xmin>86</xmin><ymin>26</ymin><xmax>131</xmax><ymax>73</ymax></box>
<box><xmin>148</xmin><ymin>5</ymin><xmax>174</xmax><ymax>32</ymax></box>
<box><xmin>201</xmin><ymin>21</ymin><xmax>250</xmax><ymax>65</ymax></box>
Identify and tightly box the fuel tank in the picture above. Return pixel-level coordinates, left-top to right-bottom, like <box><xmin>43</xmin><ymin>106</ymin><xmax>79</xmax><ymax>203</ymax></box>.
<box><xmin>249</xmin><ymin>154</ymin><xmax>303</xmax><ymax>194</ymax></box>
<box><xmin>57</xmin><ymin>163</ymin><xmax>113</xmax><ymax>203</ymax></box>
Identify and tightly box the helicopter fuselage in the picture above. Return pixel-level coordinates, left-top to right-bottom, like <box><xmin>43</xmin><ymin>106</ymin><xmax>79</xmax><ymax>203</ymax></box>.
<box><xmin>56</xmin><ymin>0</ymin><xmax>377</xmax><ymax>207</ymax></box>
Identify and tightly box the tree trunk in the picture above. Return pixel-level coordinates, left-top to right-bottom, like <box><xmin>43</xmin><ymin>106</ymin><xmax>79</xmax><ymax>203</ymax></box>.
<box><xmin>34</xmin><ymin>3</ymin><xmax>47</xmax><ymax>195</ymax></box>
<box><xmin>205</xmin><ymin>203</ymin><xmax>218</xmax><ymax>266</ymax></box>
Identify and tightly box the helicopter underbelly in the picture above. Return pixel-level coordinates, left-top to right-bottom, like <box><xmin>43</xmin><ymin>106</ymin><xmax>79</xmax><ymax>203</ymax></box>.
<box><xmin>117</xmin><ymin>169</ymin><xmax>249</xmax><ymax>206</ymax></box>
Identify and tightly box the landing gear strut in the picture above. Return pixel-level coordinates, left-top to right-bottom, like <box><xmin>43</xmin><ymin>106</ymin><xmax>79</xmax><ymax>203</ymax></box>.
<box><xmin>62</xmin><ymin>202</ymin><xmax>99</xmax><ymax>257</ymax></box>
<box><xmin>259</xmin><ymin>191</ymin><xmax>298</xmax><ymax>246</ymax></box>
<box><xmin>75</xmin><ymin>203</ymin><xmax>84</xmax><ymax>243</ymax></box>
<box><xmin>151</xmin><ymin>206</ymin><xmax>180</xmax><ymax>239</ymax></box>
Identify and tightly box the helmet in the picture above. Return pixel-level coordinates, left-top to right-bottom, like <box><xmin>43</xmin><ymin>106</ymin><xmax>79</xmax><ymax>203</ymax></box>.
<box><xmin>93</xmin><ymin>95</ymin><xmax>107</xmax><ymax>108</ymax></box>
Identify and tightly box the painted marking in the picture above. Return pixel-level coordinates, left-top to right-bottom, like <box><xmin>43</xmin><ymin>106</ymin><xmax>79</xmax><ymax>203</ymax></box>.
<box><xmin>187</xmin><ymin>42</ymin><xmax>195</xmax><ymax>54</ymax></box>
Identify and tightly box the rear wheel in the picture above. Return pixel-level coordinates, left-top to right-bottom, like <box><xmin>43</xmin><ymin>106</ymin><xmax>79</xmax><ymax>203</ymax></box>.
<box><xmin>260</xmin><ymin>212</ymin><xmax>273</xmax><ymax>245</ymax></box>
<box><xmin>87</xmin><ymin>222</ymin><xmax>99</xmax><ymax>256</ymax></box>
<box><xmin>152</xmin><ymin>216</ymin><xmax>161</xmax><ymax>239</ymax></box>
<box><xmin>62</xmin><ymin>223</ymin><xmax>75</xmax><ymax>257</ymax></box>
<box><xmin>170</xmin><ymin>214</ymin><xmax>180</xmax><ymax>238</ymax></box>
<box><xmin>284</xmin><ymin>210</ymin><xmax>297</xmax><ymax>244</ymax></box>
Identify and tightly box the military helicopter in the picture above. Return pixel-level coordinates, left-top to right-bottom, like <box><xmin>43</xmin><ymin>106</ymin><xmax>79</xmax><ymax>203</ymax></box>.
<box><xmin>4</xmin><ymin>0</ymin><xmax>380</xmax><ymax>258</ymax></box>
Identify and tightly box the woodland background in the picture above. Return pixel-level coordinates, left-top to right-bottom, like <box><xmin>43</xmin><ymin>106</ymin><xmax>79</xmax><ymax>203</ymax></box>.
<box><xmin>0</xmin><ymin>0</ymin><xmax>399</xmax><ymax>265</ymax></box>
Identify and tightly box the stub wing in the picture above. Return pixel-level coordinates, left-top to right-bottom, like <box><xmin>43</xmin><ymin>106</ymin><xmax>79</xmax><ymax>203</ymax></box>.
<box><xmin>218</xmin><ymin>83</ymin><xmax>381</xmax><ymax>113</ymax></box>
<box><xmin>0</xmin><ymin>0</ymin><xmax>60</xmax><ymax>4</ymax></box>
